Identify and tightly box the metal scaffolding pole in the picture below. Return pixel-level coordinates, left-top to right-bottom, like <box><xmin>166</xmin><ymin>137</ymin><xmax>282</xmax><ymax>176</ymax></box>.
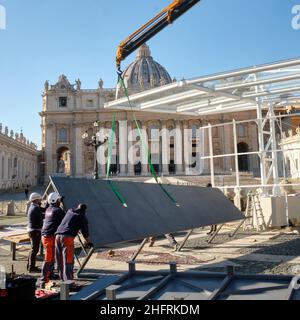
<box><xmin>208</xmin><ymin>124</ymin><xmax>215</xmax><ymax>187</ymax></box>
<box><xmin>254</xmin><ymin>73</ymin><xmax>268</xmax><ymax>195</ymax></box>
<box><xmin>232</xmin><ymin>120</ymin><xmax>240</xmax><ymax>189</ymax></box>
<box><xmin>269</xmin><ymin>105</ymin><xmax>281</xmax><ymax>196</ymax></box>
<box><xmin>256</xmin><ymin>103</ymin><xmax>268</xmax><ymax>194</ymax></box>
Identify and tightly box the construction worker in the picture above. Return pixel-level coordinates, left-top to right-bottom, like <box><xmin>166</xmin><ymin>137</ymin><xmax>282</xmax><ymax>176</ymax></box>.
<box><xmin>206</xmin><ymin>183</ymin><xmax>218</xmax><ymax>235</ymax></box>
<box><xmin>55</xmin><ymin>204</ymin><xmax>92</xmax><ymax>286</ymax></box>
<box><xmin>40</xmin><ymin>192</ymin><xmax>65</xmax><ymax>287</ymax></box>
<box><xmin>149</xmin><ymin>234</ymin><xmax>179</xmax><ymax>251</ymax></box>
<box><xmin>24</xmin><ymin>185</ymin><xmax>29</xmax><ymax>199</ymax></box>
<box><xmin>27</xmin><ymin>193</ymin><xmax>46</xmax><ymax>273</ymax></box>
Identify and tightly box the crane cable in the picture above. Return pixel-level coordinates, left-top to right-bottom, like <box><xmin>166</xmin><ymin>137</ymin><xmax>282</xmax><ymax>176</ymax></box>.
<box><xmin>106</xmin><ymin>112</ymin><xmax>128</xmax><ymax>208</ymax></box>
<box><xmin>117</xmin><ymin>71</ymin><xmax>180</xmax><ymax>207</ymax></box>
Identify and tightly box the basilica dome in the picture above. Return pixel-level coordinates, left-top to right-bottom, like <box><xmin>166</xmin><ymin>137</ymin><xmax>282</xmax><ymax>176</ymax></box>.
<box><xmin>122</xmin><ymin>44</ymin><xmax>172</xmax><ymax>92</ymax></box>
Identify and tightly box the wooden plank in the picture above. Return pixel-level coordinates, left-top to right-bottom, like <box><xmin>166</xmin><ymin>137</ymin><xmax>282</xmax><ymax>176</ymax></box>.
<box><xmin>3</xmin><ymin>234</ymin><xmax>30</xmax><ymax>244</ymax></box>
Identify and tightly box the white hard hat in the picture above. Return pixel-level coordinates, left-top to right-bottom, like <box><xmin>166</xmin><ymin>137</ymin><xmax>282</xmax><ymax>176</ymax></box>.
<box><xmin>47</xmin><ymin>192</ymin><xmax>61</xmax><ymax>205</ymax></box>
<box><xmin>29</xmin><ymin>193</ymin><xmax>42</xmax><ymax>202</ymax></box>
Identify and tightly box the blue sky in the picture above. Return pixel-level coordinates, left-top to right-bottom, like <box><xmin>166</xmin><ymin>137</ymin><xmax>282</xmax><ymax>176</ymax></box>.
<box><xmin>0</xmin><ymin>0</ymin><xmax>299</xmax><ymax>147</ymax></box>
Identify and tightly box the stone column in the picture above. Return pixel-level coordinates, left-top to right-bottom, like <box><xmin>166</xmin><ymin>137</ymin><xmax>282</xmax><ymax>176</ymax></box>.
<box><xmin>21</xmin><ymin>159</ymin><xmax>24</xmax><ymax>181</ymax></box>
<box><xmin>202</xmin><ymin>122</ymin><xmax>210</xmax><ymax>174</ymax></box>
<box><xmin>45</xmin><ymin>123</ymin><xmax>54</xmax><ymax>181</ymax></box>
<box><xmin>27</xmin><ymin>160</ymin><xmax>30</xmax><ymax>185</ymax></box>
<box><xmin>97</xmin><ymin>90</ymin><xmax>102</xmax><ymax>109</ymax></box>
<box><xmin>223</xmin><ymin>123</ymin><xmax>232</xmax><ymax>172</ymax></box>
<box><xmin>75</xmin><ymin>92</ymin><xmax>82</xmax><ymax>110</ymax></box>
<box><xmin>0</xmin><ymin>153</ymin><xmax>2</xmax><ymax>180</ymax></box>
<box><xmin>119</xmin><ymin>120</ymin><xmax>128</xmax><ymax>176</ymax></box>
<box><xmin>175</xmin><ymin>121</ymin><xmax>183</xmax><ymax>174</ymax></box>
<box><xmin>183</xmin><ymin>121</ymin><xmax>190</xmax><ymax>174</ymax></box>
<box><xmin>1</xmin><ymin>153</ymin><xmax>4</xmax><ymax>180</ymax></box>
<box><xmin>127</xmin><ymin>121</ymin><xmax>135</xmax><ymax>176</ymax></box>
<box><xmin>161</xmin><ymin>121</ymin><xmax>169</xmax><ymax>174</ymax></box>
<box><xmin>3</xmin><ymin>153</ymin><xmax>7</xmax><ymax>181</ymax></box>
<box><xmin>141</xmin><ymin>122</ymin><xmax>149</xmax><ymax>175</ymax></box>
<box><xmin>75</xmin><ymin>125</ymin><xmax>83</xmax><ymax>177</ymax></box>
<box><xmin>69</xmin><ymin>124</ymin><xmax>75</xmax><ymax>177</ymax></box>
<box><xmin>98</xmin><ymin>125</ymin><xmax>106</xmax><ymax>176</ymax></box>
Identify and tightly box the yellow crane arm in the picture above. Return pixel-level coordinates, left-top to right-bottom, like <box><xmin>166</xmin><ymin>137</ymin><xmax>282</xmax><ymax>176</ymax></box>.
<box><xmin>116</xmin><ymin>0</ymin><xmax>201</xmax><ymax>70</ymax></box>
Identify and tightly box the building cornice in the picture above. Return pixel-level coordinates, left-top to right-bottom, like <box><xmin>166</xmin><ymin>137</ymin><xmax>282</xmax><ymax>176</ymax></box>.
<box><xmin>0</xmin><ymin>134</ymin><xmax>39</xmax><ymax>155</ymax></box>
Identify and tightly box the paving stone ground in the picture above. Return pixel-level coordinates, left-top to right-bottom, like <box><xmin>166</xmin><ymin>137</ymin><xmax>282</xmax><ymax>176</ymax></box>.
<box><xmin>239</xmin><ymin>234</ymin><xmax>300</xmax><ymax>256</ymax></box>
<box><xmin>184</xmin><ymin>230</ymin><xmax>259</xmax><ymax>248</ymax></box>
<box><xmin>1</xmin><ymin>224</ymin><xmax>300</xmax><ymax>284</ymax></box>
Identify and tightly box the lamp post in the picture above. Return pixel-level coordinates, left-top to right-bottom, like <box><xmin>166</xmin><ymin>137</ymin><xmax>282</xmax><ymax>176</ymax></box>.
<box><xmin>82</xmin><ymin>121</ymin><xmax>109</xmax><ymax>180</ymax></box>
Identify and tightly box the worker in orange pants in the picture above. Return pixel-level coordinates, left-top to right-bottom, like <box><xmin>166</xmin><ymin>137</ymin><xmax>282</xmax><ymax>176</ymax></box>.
<box><xmin>40</xmin><ymin>192</ymin><xmax>65</xmax><ymax>287</ymax></box>
<box><xmin>55</xmin><ymin>204</ymin><xmax>91</xmax><ymax>286</ymax></box>
<box><xmin>55</xmin><ymin>236</ymin><xmax>75</xmax><ymax>282</ymax></box>
<box><xmin>41</xmin><ymin>236</ymin><xmax>55</xmax><ymax>283</ymax></box>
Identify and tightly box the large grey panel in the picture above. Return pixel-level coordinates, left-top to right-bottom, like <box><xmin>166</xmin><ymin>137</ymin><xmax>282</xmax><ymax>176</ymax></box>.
<box><xmin>71</xmin><ymin>270</ymin><xmax>299</xmax><ymax>301</ymax></box>
<box><xmin>50</xmin><ymin>177</ymin><xmax>243</xmax><ymax>247</ymax></box>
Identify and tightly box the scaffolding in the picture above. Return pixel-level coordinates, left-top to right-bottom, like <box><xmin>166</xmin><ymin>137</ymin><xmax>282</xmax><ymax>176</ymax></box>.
<box><xmin>105</xmin><ymin>57</ymin><xmax>300</xmax><ymax>196</ymax></box>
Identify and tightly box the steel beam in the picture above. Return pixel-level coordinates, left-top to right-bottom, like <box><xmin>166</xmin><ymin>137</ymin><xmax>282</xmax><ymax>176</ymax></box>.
<box><xmin>208</xmin><ymin>275</ymin><xmax>233</xmax><ymax>300</ymax></box>
<box><xmin>137</xmin><ymin>274</ymin><xmax>174</xmax><ymax>300</ymax></box>
<box><xmin>130</xmin><ymin>238</ymin><xmax>149</xmax><ymax>262</ymax></box>
<box><xmin>207</xmin><ymin>224</ymin><xmax>225</xmax><ymax>244</ymax></box>
<box><xmin>177</xmin><ymin>229</ymin><xmax>194</xmax><ymax>252</ymax></box>
<box><xmin>76</xmin><ymin>247</ymin><xmax>95</xmax><ymax>278</ymax></box>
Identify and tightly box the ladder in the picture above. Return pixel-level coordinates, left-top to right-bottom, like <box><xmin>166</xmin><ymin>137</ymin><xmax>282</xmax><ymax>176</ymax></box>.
<box><xmin>243</xmin><ymin>191</ymin><xmax>267</xmax><ymax>232</ymax></box>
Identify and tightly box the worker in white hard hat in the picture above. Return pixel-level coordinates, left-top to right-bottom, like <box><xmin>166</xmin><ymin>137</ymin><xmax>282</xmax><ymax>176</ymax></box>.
<box><xmin>40</xmin><ymin>192</ymin><xmax>65</xmax><ymax>287</ymax></box>
<box><xmin>27</xmin><ymin>192</ymin><xmax>46</xmax><ymax>273</ymax></box>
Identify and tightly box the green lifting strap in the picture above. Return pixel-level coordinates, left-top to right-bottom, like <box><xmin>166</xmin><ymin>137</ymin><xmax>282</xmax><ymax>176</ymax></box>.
<box><xmin>118</xmin><ymin>74</ymin><xmax>180</xmax><ymax>207</ymax></box>
<box><xmin>106</xmin><ymin>113</ymin><xmax>128</xmax><ymax>208</ymax></box>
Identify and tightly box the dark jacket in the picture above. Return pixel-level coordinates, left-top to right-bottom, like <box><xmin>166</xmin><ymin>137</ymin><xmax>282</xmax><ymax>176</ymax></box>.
<box><xmin>42</xmin><ymin>204</ymin><xmax>65</xmax><ymax>237</ymax></box>
<box><xmin>27</xmin><ymin>203</ymin><xmax>45</xmax><ymax>232</ymax></box>
<box><xmin>56</xmin><ymin>208</ymin><xmax>89</xmax><ymax>239</ymax></box>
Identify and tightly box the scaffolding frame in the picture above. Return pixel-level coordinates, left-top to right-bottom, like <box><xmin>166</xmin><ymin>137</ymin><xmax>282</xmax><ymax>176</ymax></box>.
<box><xmin>105</xmin><ymin>57</ymin><xmax>300</xmax><ymax>196</ymax></box>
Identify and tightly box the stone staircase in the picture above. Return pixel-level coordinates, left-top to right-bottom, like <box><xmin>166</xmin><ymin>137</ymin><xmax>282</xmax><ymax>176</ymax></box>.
<box><xmin>176</xmin><ymin>173</ymin><xmax>261</xmax><ymax>188</ymax></box>
<box><xmin>113</xmin><ymin>173</ymin><xmax>261</xmax><ymax>189</ymax></box>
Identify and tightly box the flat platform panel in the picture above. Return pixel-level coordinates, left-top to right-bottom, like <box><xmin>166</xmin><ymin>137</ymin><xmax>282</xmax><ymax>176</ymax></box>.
<box><xmin>50</xmin><ymin>177</ymin><xmax>243</xmax><ymax>247</ymax></box>
<box><xmin>71</xmin><ymin>271</ymin><xmax>300</xmax><ymax>301</ymax></box>
<box><xmin>218</xmin><ymin>279</ymin><xmax>290</xmax><ymax>301</ymax></box>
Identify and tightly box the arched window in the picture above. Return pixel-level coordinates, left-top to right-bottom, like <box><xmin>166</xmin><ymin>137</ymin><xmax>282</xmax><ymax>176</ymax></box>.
<box><xmin>57</xmin><ymin>146</ymin><xmax>71</xmax><ymax>176</ymax></box>
<box><xmin>59</xmin><ymin>97</ymin><xmax>67</xmax><ymax>107</ymax></box>
<box><xmin>238</xmin><ymin>142</ymin><xmax>249</xmax><ymax>171</ymax></box>
<box><xmin>58</xmin><ymin>128</ymin><xmax>68</xmax><ymax>143</ymax></box>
